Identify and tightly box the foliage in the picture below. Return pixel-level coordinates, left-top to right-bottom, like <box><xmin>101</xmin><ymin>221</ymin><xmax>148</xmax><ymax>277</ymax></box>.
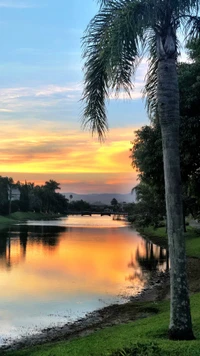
<box><xmin>111</xmin><ymin>198</ymin><xmax>118</xmax><ymax>206</ymax></box>
<box><xmin>129</xmin><ymin>184</ymin><xmax>165</xmax><ymax>228</ymax></box>
<box><xmin>68</xmin><ymin>199</ymin><xmax>91</xmax><ymax>212</ymax></box>
<box><xmin>130</xmin><ymin>39</ymin><xmax>200</xmax><ymax>225</ymax></box>
<box><xmin>0</xmin><ymin>176</ymin><xmax>14</xmax><ymax>214</ymax></box>
<box><xmin>82</xmin><ymin>0</ymin><xmax>200</xmax><ymax>137</ymax></box>
<box><xmin>0</xmin><ymin>177</ymin><xmax>68</xmax><ymax>215</ymax></box>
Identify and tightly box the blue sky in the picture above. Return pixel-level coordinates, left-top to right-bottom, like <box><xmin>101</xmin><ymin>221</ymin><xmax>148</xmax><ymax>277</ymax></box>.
<box><xmin>0</xmin><ymin>0</ymin><xmax>150</xmax><ymax>193</ymax></box>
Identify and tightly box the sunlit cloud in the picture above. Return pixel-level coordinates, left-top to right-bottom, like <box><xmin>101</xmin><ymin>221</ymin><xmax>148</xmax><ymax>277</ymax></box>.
<box><xmin>0</xmin><ymin>121</ymin><xmax>138</xmax><ymax>193</ymax></box>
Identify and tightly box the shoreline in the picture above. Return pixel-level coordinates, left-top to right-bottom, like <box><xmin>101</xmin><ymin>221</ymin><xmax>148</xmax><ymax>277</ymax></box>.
<box><xmin>0</xmin><ymin>268</ymin><xmax>171</xmax><ymax>352</ymax></box>
<box><xmin>2</xmin><ymin>255</ymin><xmax>200</xmax><ymax>353</ymax></box>
<box><xmin>1</xmin><ymin>222</ymin><xmax>200</xmax><ymax>353</ymax></box>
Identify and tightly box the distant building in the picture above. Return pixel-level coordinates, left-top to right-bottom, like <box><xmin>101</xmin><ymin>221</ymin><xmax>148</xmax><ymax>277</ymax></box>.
<box><xmin>8</xmin><ymin>187</ymin><xmax>20</xmax><ymax>201</ymax></box>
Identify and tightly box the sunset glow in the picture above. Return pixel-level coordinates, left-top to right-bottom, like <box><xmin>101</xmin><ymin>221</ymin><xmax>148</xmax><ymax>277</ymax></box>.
<box><xmin>0</xmin><ymin>223</ymin><xmax>164</xmax><ymax>299</ymax></box>
<box><xmin>0</xmin><ymin>122</ymin><xmax>139</xmax><ymax>193</ymax></box>
<box><xmin>0</xmin><ymin>0</ymin><xmax>148</xmax><ymax>193</ymax></box>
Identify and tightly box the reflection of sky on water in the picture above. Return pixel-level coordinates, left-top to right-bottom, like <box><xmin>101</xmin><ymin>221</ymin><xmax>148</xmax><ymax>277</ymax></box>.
<box><xmin>0</xmin><ymin>216</ymin><xmax>168</xmax><ymax>344</ymax></box>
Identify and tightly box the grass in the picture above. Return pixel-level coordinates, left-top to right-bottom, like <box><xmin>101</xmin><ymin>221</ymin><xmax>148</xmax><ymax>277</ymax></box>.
<box><xmin>138</xmin><ymin>225</ymin><xmax>200</xmax><ymax>258</ymax></box>
<box><xmin>185</xmin><ymin>226</ymin><xmax>200</xmax><ymax>258</ymax></box>
<box><xmin>3</xmin><ymin>293</ymin><xmax>200</xmax><ymax>356</ymax></box>
<box><xmin>0</xmin><ymin>215</ymin><xmax>15</xmax><ymax>224</ymax></box>
<box><xmin>0</xmin><ymin>212</ymin><xmax>64</xmax><ymax>225</ymax></box>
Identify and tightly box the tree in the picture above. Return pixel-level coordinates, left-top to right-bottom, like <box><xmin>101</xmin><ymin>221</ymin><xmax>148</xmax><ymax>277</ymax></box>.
<box><xmin>131</xmin><ymin>41</ymin><xmax>200</xmax><ymax>223</ymax></box>
<box><xmin>69</xmin><ymin>199</ymin><xmax>91</xmax><ymax>212</ymax></box>
<box><xmin>82</xmin><ymin>0</ymin><xmax>199</xmax><ymax>340</ymax></box>
<box><xmin>111</xmin><ymin>197</ymin><xmax>119</xmax><ymax>212</ymax></box>
<box><xmin>0</xmin><ymin>176</ymin><xmax>10</xmax><ymax>214</ymax></box>
<box><xmin>130</xmin><ymin>182</ymin><xmax>166</xmax><ymax>228</ymax></box>
<box><xmin>111</xmin><ymin>198</ymin><xmax>118</xmax><ymax>206</ymax></box>
<box><xmin>130</xmin><ymin>123</ymin><xmax>165</xmax><ymax>226</ymax></box>
<box><xmin>44</xmin><ymin>180</ymin><xmax>61</xmax><ymax>192</ymax></box>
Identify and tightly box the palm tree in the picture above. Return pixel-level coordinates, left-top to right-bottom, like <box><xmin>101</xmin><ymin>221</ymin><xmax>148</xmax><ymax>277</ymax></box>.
<box><xmin>82</xmin><ymin>0</ymin><xmax>200</xmax><ymax>340</ymax></box>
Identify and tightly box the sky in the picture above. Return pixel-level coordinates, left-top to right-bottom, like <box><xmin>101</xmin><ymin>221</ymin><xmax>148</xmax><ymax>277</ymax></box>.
<box><xmin>0</xmin><ymin>0</ymin><xmax>151</xmax><ymax>194</ymax></box>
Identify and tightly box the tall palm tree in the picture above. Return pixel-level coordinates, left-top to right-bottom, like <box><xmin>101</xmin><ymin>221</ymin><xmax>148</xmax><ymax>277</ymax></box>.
<box><xmin>82</xmin><ymin>0</ymin><xmax>200</xmax><ymax>340</ymax></box>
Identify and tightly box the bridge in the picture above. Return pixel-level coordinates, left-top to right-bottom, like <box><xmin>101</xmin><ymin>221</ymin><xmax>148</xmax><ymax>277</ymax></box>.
<box><xmin>81</xmin><ymin>211</ymin><xmax>111</xmax><ymax>216</ymax></box>
<box><xmin>67</xmin><ymin>211</ymin><xmax>127</xmax><ymax>218</ymax></box>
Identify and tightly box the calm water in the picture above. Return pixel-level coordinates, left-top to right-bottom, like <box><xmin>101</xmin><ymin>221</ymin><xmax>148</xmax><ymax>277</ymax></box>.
<box><xmin>0</xmin><ymin>215</ymin><xmax>168</xmax><ymax>345</ymax></box>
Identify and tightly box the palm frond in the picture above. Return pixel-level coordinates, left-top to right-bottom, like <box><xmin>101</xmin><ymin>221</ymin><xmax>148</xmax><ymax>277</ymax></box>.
<box><xmin>82</xmin><ymin>0</ymin><xmax>151</xmax><ymax>139</ymax></box>
<box><xmin>143</xmin><ymin>29</ymin><xmax>158</xmax><ymax>119</ymax></box>
<box><xmin>184</xmin><ymin>15</ymin><xmax>200</xmax><ymax>41</ymax></box>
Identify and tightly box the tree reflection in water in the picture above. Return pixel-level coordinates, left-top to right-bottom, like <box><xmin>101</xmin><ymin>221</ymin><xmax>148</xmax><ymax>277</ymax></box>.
<box><xmin>0</xmin><ymin>225</ymin><xmax>66</xmax><ymax>270</ymax></box>
<box><xmin>126</xmin><ymin>240</ymin><xmax>169</xmax><ymax>285</ymax></box>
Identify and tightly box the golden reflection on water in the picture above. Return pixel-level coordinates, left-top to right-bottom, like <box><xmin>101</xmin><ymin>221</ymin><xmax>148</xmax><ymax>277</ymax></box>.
<box><xmin>0</xmin><ymin>216</ymin><xmax>169</xmax><ymax>342</ymax></box>
<box><xmin>0</xmin><ymin>217</ymin><xmax>168</xmax><ymax>302</ymax></box>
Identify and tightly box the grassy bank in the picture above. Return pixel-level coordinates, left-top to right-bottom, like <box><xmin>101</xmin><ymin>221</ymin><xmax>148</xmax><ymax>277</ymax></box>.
<box><xmin>0</xmin><ymin>215</ymin><xmax>16</xmax><ymax>225</ymax></box>
<box><xmin>138</xmin><ymin>225</ymin><xmax>200</xmax><ymax>258</ymax></box>
<box><xmin>3</xmin><ymin>293</ymin><xmax>200</xmax><ymax>356</ymax></box>
<box><xmin>0</xmin><ymin>212</ymin><xmax>65</xmax><ymax>226</ymax></box>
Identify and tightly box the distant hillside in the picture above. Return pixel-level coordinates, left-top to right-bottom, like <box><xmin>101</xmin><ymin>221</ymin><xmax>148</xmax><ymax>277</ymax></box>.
<box><xmin>64</xmin><ymin>192</ymin><xmax>136</xmax><ymax>205</ymax></box>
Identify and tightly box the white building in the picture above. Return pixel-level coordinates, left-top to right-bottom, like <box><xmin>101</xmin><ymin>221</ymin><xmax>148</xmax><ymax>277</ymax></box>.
<box><xmin>8</xmin><ymin>187</ymin><xmax>20</xmax><ymax>201</ymax></box>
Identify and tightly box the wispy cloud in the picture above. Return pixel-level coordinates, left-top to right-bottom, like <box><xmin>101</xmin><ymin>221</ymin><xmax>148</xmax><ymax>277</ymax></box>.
<box><xmin>0</xmin><ymin>84</ymin><xmax>82</xmax><ymax>113</ymax></box>
<box><xmin>0</xmin><ymin>108</ymin><xmax>13</xmax><ymax>112</ymax></box>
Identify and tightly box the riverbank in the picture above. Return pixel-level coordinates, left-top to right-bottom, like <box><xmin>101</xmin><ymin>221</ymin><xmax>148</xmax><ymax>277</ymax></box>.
<box><xmin>0</xmin><ymin>212</ymin><xmax>65</xmax><ymax>227</ymax></box>
<box><xmin>138</xmin><ymin>224</ymin><xmax>200</xmax><ymax>258</ymax></box>
<box><xmin>1</xmin><ymin>255</ymin><xmax>200</xmax><ymax>355</ymax></box>
<box><xmin>1</xmin><ymin>224</ymin><xmax>200</xmax><ymax>355</ymax></box>
<box><xmin>2</xmin><ymin>284</ymin><xmax>200</xmax><ymax>355</ymax></box>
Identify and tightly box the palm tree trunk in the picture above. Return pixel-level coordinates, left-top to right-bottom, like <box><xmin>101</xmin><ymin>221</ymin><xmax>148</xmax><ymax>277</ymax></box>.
<box><xmin>157</xmin><ymin>57</ymin><xmax>194</xmax><ymax>340</ymax></box>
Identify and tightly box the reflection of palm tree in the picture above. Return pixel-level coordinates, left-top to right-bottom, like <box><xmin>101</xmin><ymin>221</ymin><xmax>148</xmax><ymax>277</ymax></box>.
<box><xmin>0</xmin><ymin>233</ymin><xmax>7</xmax><ymax>258</ymax></box>
<box><xmin>19</xmin><ymin>228</ymin><xmax>28</xmax><ymax>257</ymax></box>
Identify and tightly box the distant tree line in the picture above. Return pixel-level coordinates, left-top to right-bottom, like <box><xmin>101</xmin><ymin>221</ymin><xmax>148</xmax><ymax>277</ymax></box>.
<box><xmin>0</xmin><ymin>177</ymin><xmax>69</xmax><ymax>215</ymax></box>
<box><xmin>0</xmin><ymin>177</ymin><xmax>125</xmax><ymax>216</ymax></box>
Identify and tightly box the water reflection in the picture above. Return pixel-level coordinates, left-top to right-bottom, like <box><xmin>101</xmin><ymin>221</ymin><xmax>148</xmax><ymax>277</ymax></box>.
<box><xmin>0</xmin><ymin>216</ymin><xmax>169</xmax><ymax>344</ymax></box>
<box><xmin>136</xmin><ymin>241</ymin><xmax>169</xmax><ymax>272</ymax></box>
<box><xmin>0</xmin><ymin>225</ymin><xmax>65</xmax><ymax>270</ymax></box>
<box><xmin>126</xmin><ymin>241</ymin><xmax>168</xmax><ymax>286</ymax></box>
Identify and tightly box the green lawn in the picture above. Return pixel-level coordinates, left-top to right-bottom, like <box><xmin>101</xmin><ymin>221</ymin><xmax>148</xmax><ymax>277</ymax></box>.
<box><xmin>0</xmin><ymin>212</ymin><xmax>64</xmax><ymax>225</ymax></box>
<box><xmin>4</xmin><ymin>294</ymin><xmax>200</xmax><ymax>356</ymax></box>
<box><xmin>0</xmin><ymin>215</ymin><xmax>15</xmax><ymax>224</ymax></box>
<box><xmin>139</xmin><ymin>225</ymin><xmax>200</xmax><ymax>258</ymax></box>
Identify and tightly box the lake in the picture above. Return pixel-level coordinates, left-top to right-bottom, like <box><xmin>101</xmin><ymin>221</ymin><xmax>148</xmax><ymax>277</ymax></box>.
<box><xmin>0</xmin><ymin>215</ymin><xmax>168</xmax><ymax>345</ymax></box>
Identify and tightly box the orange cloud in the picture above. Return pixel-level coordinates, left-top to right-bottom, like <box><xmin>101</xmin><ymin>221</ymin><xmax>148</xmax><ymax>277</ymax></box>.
<box><xmin>0</xmin><ymin>121</ymin><xmax>140</xmax><ymax>192</ymax></box>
